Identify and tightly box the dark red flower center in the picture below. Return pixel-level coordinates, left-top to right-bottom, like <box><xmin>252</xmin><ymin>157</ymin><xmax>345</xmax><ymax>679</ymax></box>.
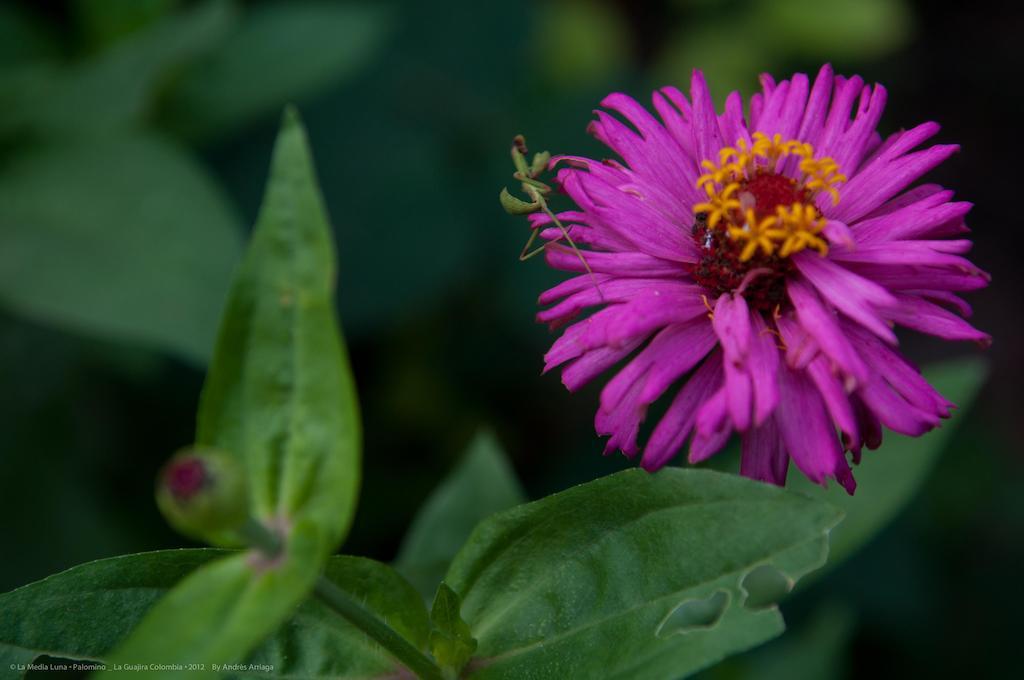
<box><xmin>689</xmin><ymin>171</ymin><xmax>809</xmax><ymax>312</ymax></box>
<box><xmin>689</xmin><ymin>134</ymin><xmax>846</xmax><ymax>309</ymax></box>
<box><xmin>743</xmin><ymin>171</ymin><xmax>807</xmax><ymax>214</ymax></box>
<box><xmin>690</xmin><ymin>212</ymin><xmax>793</xmax><ymax>313</ymax></box>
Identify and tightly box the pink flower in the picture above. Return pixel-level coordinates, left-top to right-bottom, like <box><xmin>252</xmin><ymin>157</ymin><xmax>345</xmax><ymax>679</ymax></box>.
<box><xmin>530</xmin><ymin>65</ymin><xmax>990</xmax><ymax>494</ymax></box>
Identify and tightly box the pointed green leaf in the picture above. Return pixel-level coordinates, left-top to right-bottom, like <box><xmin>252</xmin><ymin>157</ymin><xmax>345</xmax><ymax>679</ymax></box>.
<box><xmin>0</xmin><ymin>134</ymin><xmax>243</xmax><ymax>363</ymax></box>
<box><xmin>0</xmin><ymin>550</ymin><xmax>224</xmax><ymax>676</ymax></box>
<box><xmin>0</xmin><ymin>550</ymin><xmax>430</xmax><ymax>680</ymax></box>
<box><xmin>102</xmin><ymin>521</ymin><xmax>321</xmax><ymax>678</ymax></box>
<box><xmin>196</xmin><ymin>107</ymin><xmax>360</xmax><ymax>554</ymax></box>
<box><xmin>789</xmin><ymin>357</ymin><xmax>988</xmax><ymax>572</ymax></box>
<box><xmin>444</xmin><ymin>469</ymin><xmax>843</xmax><ymax>680</ymax></box>
<box><xmin>429</xmin><ymin>583</ymin><xmax>477</xmax><ymax>673</ymax></box>
<box><xmin>397</xmin><ymin>431</ymin><xmax>526</xmax><ymax>598</ymax></box>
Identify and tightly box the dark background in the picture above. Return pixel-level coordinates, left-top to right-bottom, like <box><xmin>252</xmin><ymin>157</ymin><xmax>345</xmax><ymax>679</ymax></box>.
<box><xmin>1</xmin><ymin>0</ymin><xmax>1021</xmax><ymax>678</ymax></box>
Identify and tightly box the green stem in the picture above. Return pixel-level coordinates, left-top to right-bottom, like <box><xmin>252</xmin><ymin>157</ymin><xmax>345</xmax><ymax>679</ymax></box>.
<box><xmin>313</xmin><ymin>575</ymin><xmax>445</xmax><ymax>680</ymax></box>
<box><xmin>239</xmin><ymin>518</ymin><xmax>443</xmax><ymax>679</ymax></box>
<box><xmin>238</xmin><ymin>518</ymin><xmax>283</xmax><ymax>556</ymax></box>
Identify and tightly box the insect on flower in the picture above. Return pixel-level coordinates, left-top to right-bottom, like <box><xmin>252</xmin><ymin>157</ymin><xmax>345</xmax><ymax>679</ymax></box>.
<box><xmin>504</xmin><ymin>65</ymin><xmax>990</xmax><ymax>494</ymax></box>
<box><xmin>500</xmin><ymin>135</ymin><xmax>598</xmax><ymax>282</ymax></box>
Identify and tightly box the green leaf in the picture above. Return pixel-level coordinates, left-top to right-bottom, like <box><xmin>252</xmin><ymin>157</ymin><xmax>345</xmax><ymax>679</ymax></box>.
<box><xmin>396</xmin><ymin>431</ymin><xmax>526</xmax><ymax>599</ymax></box>
<box><xmin>445</xmin><ymin>469</ymin><xmax>843</xmax><ymax>680</ymax></box>
<box><xmin>0</xmin><ymin>550</ymin><xmax>222</xmax><ymax>675</ymax></box>
<box><xmin>0</xmin><ymin>550</ymin><xmax>430</xmax><ymax>679</ymax></box>
<box><xmin>788</xmin><ymin>357</ymin><xmax>988</xmax><ymax>572</ymax></box>
<box><xmin>103</xmin><ymin>521</ymin><xmax>321</xmax><ymax>677</ymax></box>
<box><xmin>429</xmin><ymin>583</ymin><xmax>477</xmax><ymax>674</ymax></box>
<box><xmin>248</xmin><ymin>556</ymin><xmax>431</xmax><ymax>679</ymax></box>
<box><xmin>0</xmin><ymin>1</ymin><xmax>234</xmax><ymax>138</ymax></box>
<box><xmin>161</xmin><ymin>1</ymin><xmax>391</xmax><ymax>141</ymax></box>
<box><xmin>0</xmin><ymin>134</ymin><xmax>243</xmax><ymax>363</ymax></box>
<box><xmin>196</xmin><ymin>107</ymin><xmax>360</xmax><ymax>555</ymax></box>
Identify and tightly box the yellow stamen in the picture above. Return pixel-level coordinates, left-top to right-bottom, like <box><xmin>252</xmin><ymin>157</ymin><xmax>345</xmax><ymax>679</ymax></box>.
<box><xmin>692</xmin><ymin>132</ymin><xmax>844</xmax><ymax>260</ymax></box>
<box><xmin>693</xmin><ymin>182</ymin><xmax>741</xmax><ymax>229</ymax></box>
<box><xmin>729</xmin><ymin>209</ymin><xmax>784</xmax><ymax>262</ymax></box>
<box><xmin>775</xmin><ymin>202</ymin><xmax>828</xmax><ymax>258</ymax></box>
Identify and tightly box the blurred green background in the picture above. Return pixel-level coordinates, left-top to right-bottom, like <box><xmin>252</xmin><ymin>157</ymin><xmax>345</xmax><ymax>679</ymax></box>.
<box><xmin>0</xmin><ymin>0</ymin><xmax>1020</xmax><ymax>677</ymax></box>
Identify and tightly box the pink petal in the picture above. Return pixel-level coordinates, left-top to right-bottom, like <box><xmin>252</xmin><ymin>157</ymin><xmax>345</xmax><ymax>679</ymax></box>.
<box><xmin>888</xmin><ymin>293</ymin><xmax>990</xmax><ymax>345</ymax></box>
<box><xmin>795</xmin><ymin>253</ymin><xmax>897</xmax><ymax>343</ymax></box>
<box><xmin>806</xmin><ymin>355</ymin><xmax>859</xmax><ymax>451</ymax></box>
<box><xmin>747</xmin><ymin>312</ymin><xmax>781</xmax><ymax>425</ymax></box>
<box><xmin>776</xmin><ymin>312</ymin><xmax>820</xmax><ymax>369</ymax></box>
<box><xmin>775</xmin><ymin>364</ymin><xmax>856</xmax><ymax>494</ymax></box>
<box><xmin>713</xmin><ymin>294</ymin><xmax>754</xmax><ymax>430</ymax></box>
<box><xmin>740</xmin><ymin>418</ymin><xmax>788</xmax><ymax>486</ymax></box>
<box><xmin>538</xmin><ymin>278</ymin><xmax>700</xmax><ymax>328</ymax></box>
<box><xmin>642</xmin><ymin>352</ymin><xmax>723</xmax><ymax>470</ymax></box>
<box><xmin>560</xmin><ymin>339</ymin><xmax>643</xmax><ymax>392</ymax></box>
<box><xmin>544</xmin><ymin>247</ymin><xmax>685</xmax><ymax>277</ymax></box>
<box><xmin>829</xmin><ymin>123</ymin><xmax>956</xmax><ymax>223</ymax></box>
<box><xmin>712</xmin><ymin>293</ymin><xmax>752</xmax><ymax>361</ymax></box>
<box><xmin>823</xmin><ymin>220</ymin><xmax>856</xmax><ymax>251</ymax></box>
<box><xmin>690</xmin><ymin>70</ymin><xmax>724</xmax><ymax>167</ymax></box>
<box><xmin>690</xmin><ymin>386</ymin><xmax>732</xmax><ymax>463</ymax></box>
<box><xmin>786</xmin><ymin>278</ymin><xmax>868</xmax><ymax>386</ymax></box>
<box><xmin>595</xmin><ymin>374</ymin><xmax>645</xmax><ymax>457</ymax></box>
<box><xmin>846</xmin><ymin>323</ymin><xmax>953</xmax><ymax>418</ymax></box>
<box><xmin>795</xmin><ymin>64</ymin><xmax>834</xmax><ymax>146</ymax></box>
<box><xmin>600</xmin><ymin>318</ymin><xmax>717</xmax><ymax>413</ymax></box>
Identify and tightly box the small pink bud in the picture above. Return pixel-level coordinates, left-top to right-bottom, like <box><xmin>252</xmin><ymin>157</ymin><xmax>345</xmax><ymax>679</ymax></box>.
<box><xmin>164</xmin><ymin>456</ymin><xmax>208</xmax><ymax>500</ymax></box>
<box><xmin>156</xmin><ymin>448</ymin><xmax>248</xmax><ymax>542</ymax></box>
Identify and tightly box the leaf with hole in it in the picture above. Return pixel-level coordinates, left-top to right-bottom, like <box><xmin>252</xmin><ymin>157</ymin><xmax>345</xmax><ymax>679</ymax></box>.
<box><xmin>0</xmin><ymin>549</ymin><xmax>430</xmax><ymax>679</ymax></box>
<box><xmin>444</xmin><ymin>469</ymin><xmax>843</xmax><ymax>680</ymax></box>
<box><xmin>429</xmin><ymin>583</ymin><xmax>477</xmax><ymax>673</ymax></box>
<box><xmin>789</xmin><ymin>357</ymin><xmax>988</xmax><ymax>573</ymax></box>
<box><xmin>195</xmin><ymin>107</ymin><xmax>360</xmax><ymax>554</ymax></box>
<box><xmin>161</xmin><ymin>1</ymin><xmax>391</xmax><ymax>141</ymax></box>
<box><xmin>0</xmin><ymin>134</ymin><xmax>242</xmax><ymax>364</ymax></box>
<box><xmin>396</xmin><ymin>430</ymin><xmax>526</xmax><ymax>599</ymax></box>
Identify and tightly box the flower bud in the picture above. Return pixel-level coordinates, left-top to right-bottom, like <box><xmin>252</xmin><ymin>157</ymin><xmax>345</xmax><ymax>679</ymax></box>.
<box><xmin>156</xmin><ymin>448</ymin><xmax>248</xmax><ymax>542</ymax></box>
